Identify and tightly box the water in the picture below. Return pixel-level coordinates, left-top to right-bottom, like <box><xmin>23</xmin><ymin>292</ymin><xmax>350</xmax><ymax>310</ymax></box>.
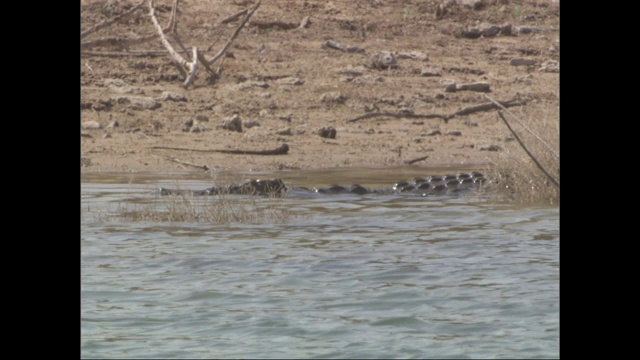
<box><xmin>81</xmin><ymin>170</ymin><xmax>559</xmax><ymax>359</ymax></box>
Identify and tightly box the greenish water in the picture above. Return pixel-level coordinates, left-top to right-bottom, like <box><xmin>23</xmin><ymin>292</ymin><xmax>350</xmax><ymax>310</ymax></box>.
<box><xmin>81</xmin><ymin>170</ymin><xmax>559</xmax><ymax>359</ymax></box>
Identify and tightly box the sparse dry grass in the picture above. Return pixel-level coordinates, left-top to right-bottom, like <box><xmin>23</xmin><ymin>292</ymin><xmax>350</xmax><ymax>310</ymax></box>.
<box><xmin>484</xmin><ymin>102</ymin><xmax>560</xmax><ymax>205</ymax></box>
<box><xmin>87</xmin><ymin>186</ymin><xmax>294</xmax><ymax>224</ymax></box>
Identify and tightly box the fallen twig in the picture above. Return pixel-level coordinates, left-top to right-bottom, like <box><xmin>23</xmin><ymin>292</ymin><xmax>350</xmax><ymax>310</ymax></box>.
<box><xmin>153</xmin><ymin>155</ymin><xmax>210</xmax><ymax>170</ymax></box>
<box><xmin>347</xmin><ymin>111</ymin><xmax>451</xmax><ymax>123</ymax></box>
<box><xmin>497</xmin><ymin>111</ymin><xmax>560</xmax><ymax>189</ymax></box>
<box><xmin>220</xmin><ymin>8</ymin><xmax>248</xmax><ymax>24</ymax></box>
<box><xmin>347</xmin><ymin>98</ymin><xmax>527</xmax><ymax>124</ymax></box>
<box><xmin>404</xmin><ymin>155</ymin><xmax>429</xmax><ymax>165</ymax></box>
<box><xmin>454</xmin><ymin>98</ymin><xmax>526</xmax><ymax>117</ymax></box>
<box><xmin>150</xmin><ymin>143</ymin><xmax>289</xmax><ymax>155</ymax></box>
<box><xmin>484</xmin><ymin>94</ymin><xmax>559</xmax><ymax>160</ymax></box>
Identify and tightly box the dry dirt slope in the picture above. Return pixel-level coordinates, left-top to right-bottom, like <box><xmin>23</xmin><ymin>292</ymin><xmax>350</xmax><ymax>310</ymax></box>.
<box><xmin>80</xmin><ymin>0</ymin><xmax>559</xmax><ymax>174</ymax></box>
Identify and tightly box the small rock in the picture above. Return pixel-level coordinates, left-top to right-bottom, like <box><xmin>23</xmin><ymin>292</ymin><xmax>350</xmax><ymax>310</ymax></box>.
<box><xmin>371</xmin><ymin>51</ymin><xmax>398</xmax><ymax>69</ymax></box>
<box><xmin>396</xmin><ymin>51</ymin><xmax>428</xmax><ymax>61</ymax></box>
<box><xmin>514</xmin><ymin>74</ymin><xmax>533</xmax><ymax>84</ymax></box>
<box><xmin>190</xmin><ymin>122</ymin><xmax>211</xmax><ymax>133</ymax></box>
<box><xmin>446</xmin><ymin>131</ymin><xmax>462</xmax><ymax>136</ymax></box>
<box><xmin>81</xmin><ymin>157</ymin><xmax>92</xmax><ymax>167</ymax></box>
<box><xmin>422</xmin><ymin>130</ymin><xmax>442</xmax><ymax>136</ymax></box>
<box><xmin>318</xmin><ymin>126</ymin><xmax>337</xmax><ymax>139</ymax></box>
<box><xmin>276</xmin><ymin>77</ymin><xmax>305</xmax><ymax>85</ymax></box>
<box><xmin>219</xmin><ymin>114</ymin><xmax>243</xmax><ymax>132</ymax></box>
<box><xmin>480</xmin><ymin>144</ymin><xmax>501</xmax><ymax>151</ymax></box>
<box><xmin>539</xmin><ymin>60</ymin><xmax>560</xmax><ymax>73</ymax></box>
<box><xmin>106</xmin><ymin>121</ymin><xmax>119</xmax><ymax>129</ymax></box>
<box><xmin>159</xmin><ymin>91</ymin><xmax>187</xmax><ymax>102</ymax></box>
<box><xmin>182</xmin><ymin>118</ymin><xmax>194</xmax><ymax>129</ymax></box>
<box><xmin>320</xmin><ymin>92</ymin><xmax>346</xmax><ymax>104</ymax></box>
<box><xmin>80</xmin><ymin>132</ymin><xmax>92</xmax><ymax>138</ymax></box>
<box><xmin>510</xmin><ymin>57</ymin><xmax>536</xmax><ymax>66</ymax></box>
<box><xmin>420</xmin><ymin>68</ymin><xmax>442</xmax><ymax>77</ymax></box>
<box><xmin>335</xmin><ymin>66</ymin><xmax>366</xmax><ymax>76</ymax></box>
<box><xmin>115</xmin><ymin>96</ymin><xmax>161</xmax><ymax>110</ymax></box>
<box><xmin>82</xmin><ymin>121</ymin><xmax>101</xmax><ymax>129</ymax></box>
<box><xmin>463</xmin><ymin>120</ymin><xmax>478</xmax><ymax>127</ymax></box>
<box><xmin>456</xmin><ymin>82</ymin><xmax>491</xmax><ymax>92</ymax></box>
<box><xmin>195</xmin><ymin>114</ymin><xmax>209</xmax><ymax>122</ymax></box>
<box><xmin>104</xmin><ymin>78</ymin><xmax>143</xmax><ymax>94</ymax></box>
<box><xmin>238</xmin><ymin>81</ymin><xmax>269</xmax><ymax>90</ymax></box>
<box><xmin>244</xmin><ymin>120</ymin><xmax>261</xmax><ymax>128</ymax></box>
<box><xmin>276</xmin><ymin>127</ymin><xmax>292</xmax><ymax>136</ymax></box>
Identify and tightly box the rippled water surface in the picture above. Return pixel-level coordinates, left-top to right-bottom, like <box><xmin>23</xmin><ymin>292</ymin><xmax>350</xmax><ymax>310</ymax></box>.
<box><xmin>81</xmin><ymin>170</ymin><xmax>559</xmax><ymax>359</ymax></box>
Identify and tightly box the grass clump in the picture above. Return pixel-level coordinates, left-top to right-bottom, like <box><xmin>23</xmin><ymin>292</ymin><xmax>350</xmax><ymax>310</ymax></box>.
<box><xmin>484</xmin><ymin>102</ymin><xmax>560</xmax><ymax>205</ymax></box>
<box><xmin>90</xmin><ymin>187</ymin><xmax>293</xmax><ymax>224</ymax></box>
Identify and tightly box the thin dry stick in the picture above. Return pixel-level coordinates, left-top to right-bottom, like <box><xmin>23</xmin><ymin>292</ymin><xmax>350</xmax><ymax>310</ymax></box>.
<box><xmin>81</xmin><ymin>0</ymin><xmax>146</xmax><ymax>39</ymax></box>
<box><xmin>497</xmin><ymin>111</ymin><xmax>560</xmax><ymax>189</ymax></box>
<box><xmin>153</xmin><ymin>155</ymin><xmax>210</xmax><ymax>170</ymax></box>
<box><xmin>82</xmin><ymin>50</ymin><xmax>173</xmax><ymax>57</ymax></box>
<box><xmin>205</xmin><ymin>0</ymin><xmax>261</xmax><ymax>66</ymax></box>
<box><xmin>404</xmin><ymin>155</ymin><xmax>429</xmax><ymax>165</ymax></box>
<box><xmin>220</xmin><ymin>8</ymin><xmax>248</xmax><ymax>24</ymax></box>
<box><xmin>484</xmin><ymin>95</ymin><xmax>559</xmax><ymax>159</ymax></box>
<box><xmin>150</xmin><ymin>143</ymin><xmax>289</xmax><ymax>155</ymax></box>
<box><xmin>347</xmin><ymin>98</ymin><xmax>527</xmax><ymax>123</ymax></box>
<box><xmin>347</xmin><ymin>111</ymin><xmax>450</xmax><ymax>123</ymax></box>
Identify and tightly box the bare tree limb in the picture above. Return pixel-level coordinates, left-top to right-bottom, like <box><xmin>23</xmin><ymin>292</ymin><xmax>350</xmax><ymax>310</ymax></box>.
<box><xmin>81</xmin><ymin>0</ymin><xmax>146</xmax><ymax>39</ymax></box>
<box><xmin>205</xmin><ymin>0</ymin><xmax>261</xmax><ymax>66</ymax></box>
<box><xmin>497</xmin><ymin>111</ymin><xmax>560</xmax><ymax>189</ymax></box>
<box><xmin>149</xmin><ymin>0</ymin><xmax>188</xmax><ymax>68</ymax></box>
<box><xmin>484</xmin><ymin>94</ymin><xmax>559</xmax><ymax>160</ymax></box>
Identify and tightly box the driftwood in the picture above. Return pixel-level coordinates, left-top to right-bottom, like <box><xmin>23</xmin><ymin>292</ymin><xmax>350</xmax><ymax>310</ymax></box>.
<box><xmin>150</xmin><ymin>143</ymin><xmax>289</xmax><ymax>155</ymax></box>
<box><xmin>347</xmin><ymin>98</ymin><xmax>527</xmax><ymax>124</ymax></box>
<box><xmin>497</xmin><ymin>112</ymin><xmax>560</xmax><ymax>190</ymax></box>
<box><xmin>404</xmin><ymin>155</ymin><xmax>429</xmax><ymax>165</ymax></box>
<box><xmin>153</xmin><ymin>155</ymin><xmax>210</xmax><ymax>170</ymax></box>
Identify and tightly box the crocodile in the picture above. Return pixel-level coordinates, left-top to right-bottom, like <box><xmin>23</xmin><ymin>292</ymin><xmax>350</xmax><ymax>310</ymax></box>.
<box><xmin>156</xmin><ymin>171</ymin><xmax>486</xmax><ymax>197</ymax></box>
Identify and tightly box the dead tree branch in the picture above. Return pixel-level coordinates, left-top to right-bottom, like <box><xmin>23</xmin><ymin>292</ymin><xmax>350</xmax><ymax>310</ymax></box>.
<box><xmin>150</xmin><ymin>143</ymin><xmax>289</xmax><ymax>155</ymax></box>
<box><xmin>497</xmin><ymin>111</ymin><xmax>560</xmax><ymax>189</ymax></box>
<box><xmin>484</xmin><ymin>94</ymin><xmax>559</xmax><ymax>160</ymax></box>
<box><xmin>149</xmin><ymin>0</ymin><xmax>197</xmax><ymax>88</ymax></box>
<box><xmin>205</xmin><ymin>0</ymin><xmax>261</xmax><ymax>67</ymax></box>
<box><xmin>81</xmin><ymin>0</ymin><xmax>146</xmax><ymax>39</ymax></box>
<box><xmin>347</xmin><ymin>111</ymin><xmax>451</xmax><ymax>123</ymax></box>
<box><xmin>346</xmin><ymin>98</ymin><xmax>527</xmax><ymax>123</ymax></box>
<box><xmin>454</xmin><ymin>98</ymin><xmax>526</xmax><ymax>116</ymax></box>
